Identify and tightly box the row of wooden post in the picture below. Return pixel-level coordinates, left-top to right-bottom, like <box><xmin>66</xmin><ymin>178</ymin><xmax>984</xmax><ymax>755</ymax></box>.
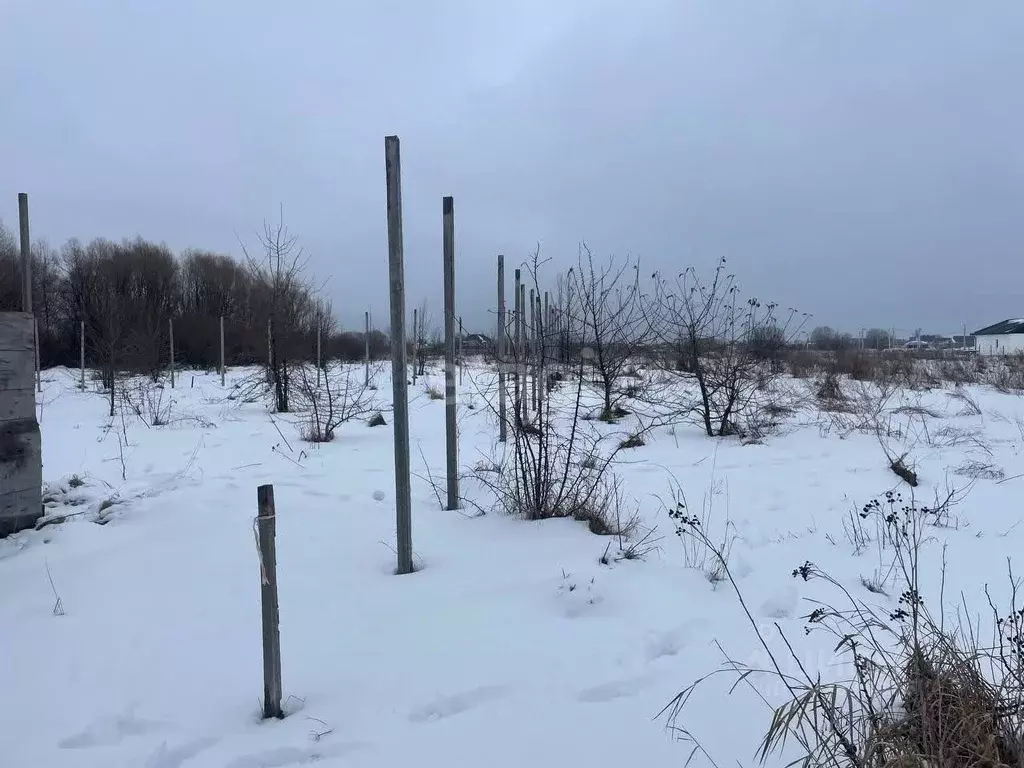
<box><xmin>492</xmin><ymin>261</ymin><xmax>566</xmax><ymax>442</ymax></box>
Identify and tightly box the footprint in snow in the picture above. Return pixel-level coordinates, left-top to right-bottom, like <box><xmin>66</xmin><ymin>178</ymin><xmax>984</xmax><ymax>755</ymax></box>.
<box><xmin>408</xmin><ymin>684</ymin><xmax>509</xmax><ymax>723</ymax></box>
<box><xmin>643</xmin><ymin>620</ymin><xmax>706</xmax><ymax>662</ymax></box>
<box><xmin>58</xmin><ymin>712</ymin><xmax>165</xmax><ymax>749</ymax></box>
<box><xmin>224</xmin><ymin>742</ymin><xmax>369</xmax><ymax>768</ymax></box>
<box><xmin>576</xmin><ymin>674</ymin><xmax>656</xmax><ymax>703</ymax></box>
<box><xmin>143</xmin><ymin>737</ymin><xmax>218</xmax><ymax>768</ymax></box>
<box><xmin>759</xmin><ymin>585</ymin><xmax>799</xmax><ymax>619</ymax></box>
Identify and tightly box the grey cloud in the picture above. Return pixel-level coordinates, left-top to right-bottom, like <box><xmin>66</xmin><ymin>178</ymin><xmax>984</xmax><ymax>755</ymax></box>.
<box><xmin>2</xmin><ymin>0</ymin><xmax>1021</xmax><ymax>336</ymax></box>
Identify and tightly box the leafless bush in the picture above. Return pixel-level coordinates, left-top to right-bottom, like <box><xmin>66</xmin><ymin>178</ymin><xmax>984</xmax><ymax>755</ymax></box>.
<box><xmin>648</xmin><ymin>258</ymin><xmax>808</xmax><ymax>437</ymax></box>
<box><xmin>476</xmin><ymin>254</ymin><xmax>638</xmax><ymax>540</ymax></box>
<box><xmin>294</xmin><ymin>363</ymin><xmax>378</xmax><ymax>443</ymax></box>
<box><xmin>121</xmin><ymin>379</ymin><xmax>173</xmax><ymax>427</ymax></box>
<box><xmin>567</xmin><ymin>246</ymin><xmax>652</xmax><ymax>420</ymax></box>
<box><xmin>954</xmin><ymin>459</ymin><xmax>1005</xmax><ymax>481</ymax></box>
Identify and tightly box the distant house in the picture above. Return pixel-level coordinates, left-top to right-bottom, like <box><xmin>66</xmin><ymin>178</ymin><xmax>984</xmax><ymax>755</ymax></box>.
<box><xmin>460</xmin><ymin>333</ymin><xmax>493</xmax><ymax>356</ymax></box>
<box><xmin>973</xmin><ymin>319</ymin><xmax>1024</xmax><ymax>356</ymax></box>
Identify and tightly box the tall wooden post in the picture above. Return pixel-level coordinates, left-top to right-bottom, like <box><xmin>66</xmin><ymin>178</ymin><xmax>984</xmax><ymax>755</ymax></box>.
<box><xmin>267</xmin><ymin>317</ymin><xmax>273</xmax><ymax>386</ymax></box>
<box><xmin>442</xmin><ymin>196</ymin><xmax>459</xmax><ymax>510</ymax></box>
<box><xmin>385</xmin><ymin>135</ymin><xmax>414</xmax><ymax>575</ymax></box>
<box><xmin>520</xmin><ymin>283</ymin><xmax>528</xmax><ymax>417</ymax></box>
<box><xmin>513</xmin><ymin>269</ymin><xmax>521</xmax><ymax>422</ymax></box>
<box><xmin>315</xmin><ymin>311</ymin><xmax>322</xmax><ymax>386</ymax></box>
<box><xmin>80</xmin><ymin>320</ymin><xmax>86</xmax><ymax>390</ymax></box>
<box><xmin>18</xmin><ymin>194</ymin><xmax>31</xmax><ymax>314</ymax></box>
<box><xmin>497</xmin><ymin>256</ymin><xmax>507</xmax><ymax>443</ymax></box>
<box><xmin>220</xmin><ymin>315</ymin><xmax>226</xmax><ymax>386</ymax></box>
<box><xmin>530</xmin><ymin>289</ymin><xmax>537</xmax><ymax>412</ymax></box>
<box><xmin>412</xmin><ymin>308</ymin><xmax>419</xmax><ymax>386</ymax></box>
<box><xmin>538</xmin><ymin>293</ymin><xmax>546</xmax><ymax>411</ymax></box>
<box><xmin>256</xmin><ymin>484</ymin><xmax>283</xmax><ymax>720</ymax></box>
<box><xmin>169</xmin><ymin>318</ymin><xmax>175</xmax><ymax>388</ymax></box>
<box><xmin>33</xmin><ymin>317</ymin><xmax>41</xmax><ymax>392</ymax></box>
<box><xmin>364</xmin><ymin>310</ymin><xmax>371</xmax><ymax>385</ymax></box>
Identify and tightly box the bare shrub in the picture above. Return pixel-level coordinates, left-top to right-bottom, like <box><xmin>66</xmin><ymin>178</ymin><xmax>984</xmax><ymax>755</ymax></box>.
<box><xmin>619</xmin><ymin>433</ymin><xmax>645</xmax><ymax>449</ymax></box>
<box><xmin>816</xmin><ymin>368</ymin><xmax>846</xmax><ymax>407</ymax></box>
<box><xmin>649</xmin><ymin>258</ymin><xmax>808</xmax><ymax>437</ymax></box>
<box><xmin>567</xmin><ymin>246</ymin><xmax>652</xmax><ymax>420</ymax></box>
<box><xmin>121</xmin><ymin>379</ymin><xmax>173</xmax><ymax>427</ymax></box>
<box><xmin>476</xmin><ymin>253</ymin><xmax>637</xmax><ymax>540</ymax></box>
<box><xmin>294</xmin><ymin>363</ymin><xmax>377</xmax><ymax>443</ymax></box>
<box><xmin>954</xmin><ymin>459</ymin><xmax>1005</xmax><ymax>481</ymax></box>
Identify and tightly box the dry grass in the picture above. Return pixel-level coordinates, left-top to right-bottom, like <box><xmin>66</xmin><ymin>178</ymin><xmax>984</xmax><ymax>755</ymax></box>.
<box><xmin>664</xmin><ymin>488</ymin><xmax>1024</xmax><ymax>768</ymax></box>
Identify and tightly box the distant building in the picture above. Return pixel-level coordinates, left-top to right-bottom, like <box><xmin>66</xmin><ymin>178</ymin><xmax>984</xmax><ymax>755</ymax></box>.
<box><xmin>460</xmin><ymin>333</ymin><xmax>493</xmax><ymax>356</ymax></box>
<box><xmin>973</xmin><ymin>319</ymin><xmax>1024</xmax><ymax>356</ymax></box>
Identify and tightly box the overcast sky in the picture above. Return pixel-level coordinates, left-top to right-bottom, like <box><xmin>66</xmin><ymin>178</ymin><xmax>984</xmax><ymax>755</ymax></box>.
<box><xmin>2</xmin><ymin>0</ymin><xmax>1022</xmax><ymax>337</ymax></box>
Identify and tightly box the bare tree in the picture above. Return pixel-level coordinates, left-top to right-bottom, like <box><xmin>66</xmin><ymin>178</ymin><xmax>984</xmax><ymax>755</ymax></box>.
<box><xmin>567</xmin><ymin>246</ymin><xmax>651</xmax><ymax>420</ymax></box>
<box><xmin>241</xmin><ymin>210</ymin><xmax>317</xmax><ymax>413</ymax></box>
<box><xmin>650</xmin><ymin>257</ymin><xmax>806</xmax><ymax>437</ymax></box>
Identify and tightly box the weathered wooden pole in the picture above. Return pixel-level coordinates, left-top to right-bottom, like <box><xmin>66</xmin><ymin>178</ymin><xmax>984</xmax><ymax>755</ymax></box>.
<box><xmin>266</xmin><ymin>317</ymin><xmax>273</xmax><ymax>386</ymax></box>
<box><xmin>33</xmin><ymin>318</ymin><xmax>41</xmax><ymax>392</ymax></box>
<box><xmin>385</xmin><ymin>135</ymin><xmax>414</xmax><ymax>575</ymax></box>
<box><xmin>18</xmin><ymin>194</ymin><xmax>31</xmax><ymax>314</ymax></box>
<box><xmin>80</xmin><ymin>320</ymin><xmax>86</xmax><ymax>390</ymax></box>
<box><xmin>364</xmin><ymin>310</ymin><xmax>371</xmax><ymax>385</ymax></box>
<box><xmin>442</xmin><ymin>197</ymin><xmax>460</xmax><ymax>510</ymax></box>
<box><xmin>513</xmin><ymin>269</ymin><xmax>521</xmax><ymax>421</ymax></box>
<box><xmin>256</xmin><ymin>484</ymin><xmax>283</xmax><ymax>720</ymax></box>
<box><xmin>497</xmin><ymin>255</ymin><xmax>507</xmax><ymax>443</ymax></box>
<box><xmin>537</xmin><ymin>293</ymin><xmax>545</xmax><ymax>412</ymax></box>
<box><xmin>411</xmin><ymin>307</ymin><xmax>419</xmax><ymax>386</ymax></box>
<box><xmin>220</xmin><ymin>315</ymin><xmax>226</xmax><ymax>386</ymax></box>
<box><xmin>169</xmin><ymin>318</ymin><xmax>175</xmax><ymax>388</ymax></box>
<box><xmin>530</xmin><ymin>289</ymin><xmax>538</xmax><ymax>412</ymax></box>
<box><xmin>315</xmin><ymin>311</ymin><xmax>322</xmax><ymax>386</ymax></box>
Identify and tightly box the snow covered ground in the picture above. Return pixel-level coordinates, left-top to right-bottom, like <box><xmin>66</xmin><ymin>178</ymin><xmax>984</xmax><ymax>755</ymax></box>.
<box><xmin>3</xmin><ymin>362</ymin><xmax>1023</xmax><ymax>767</ymax></box>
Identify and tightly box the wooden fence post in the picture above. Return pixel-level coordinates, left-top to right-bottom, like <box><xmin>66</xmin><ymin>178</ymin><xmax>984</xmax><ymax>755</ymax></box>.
<box><xmin>18</xmin><ymin>194</ymin><xmax>31</xmax><ymax>314</ymax></box>
<box><xmin>220</xmin><ymin>315</ymin><xmax>226</xmax><ymax>386</ymax></box>
<box><xmin>33</xmin><ymin>317</ymin><xmax>40</xmax><ymax>393</ymax></box>
<box><xmin>513</xmin><ymin>268</ymin><xmax>521</xmax><ymax>422</ymax></box>
<box><xmin>364</xmin><ymin>310</ymin><xmax>371</xmax><ymax>386</ymax></box>
<box><xmin>169</xmin><ymin>318</ymin><xmax>175</xmax><ymax>388</ymax></box>
<box><xmin>530</xmin><ymin>288</ymin><xmax>537</xmax><ymax>413</ymax></box>
<box><xmin>458</xmin><ymin>316</ymin><xmax>463</xmax><ymax>386</ymax></box>
<box><xmin>256</xmin><ymin>484</ymin><xmax>283</xmax><ymax>720</ymax></box>
<box><xmin>442</xmin><ymin>196</ymin><xmax>459</xmax><ymax>510</ymax></box>
<box><xmin>267</xmin><ymin>317</ymin><xmax>273</xmax><ymax>386</ymax></box>
<box><xmin>497</xmin><ymin>255</ymin><xmax>507</xmax><ymax>443</ymax></box>
<box><xmin>385</xmin><ymin>135</ymin><xmax>414</xmax><ymax>575</ymax></box>
<box><xmin>80</xmin><ymin>320</ymin><xmax>86</xmax><ymax>390</ymax></box>
<box><xmin>316</xmin><ymin>311</ymin><xmax>322</xmax><ymax>387</ymax></box>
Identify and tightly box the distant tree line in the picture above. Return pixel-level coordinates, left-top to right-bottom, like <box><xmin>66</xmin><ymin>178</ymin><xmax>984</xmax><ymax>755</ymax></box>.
<box><xmin>0</xmin><ymin>220</ymin><xmax>390</xmax><ymax>380</ymax></box>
